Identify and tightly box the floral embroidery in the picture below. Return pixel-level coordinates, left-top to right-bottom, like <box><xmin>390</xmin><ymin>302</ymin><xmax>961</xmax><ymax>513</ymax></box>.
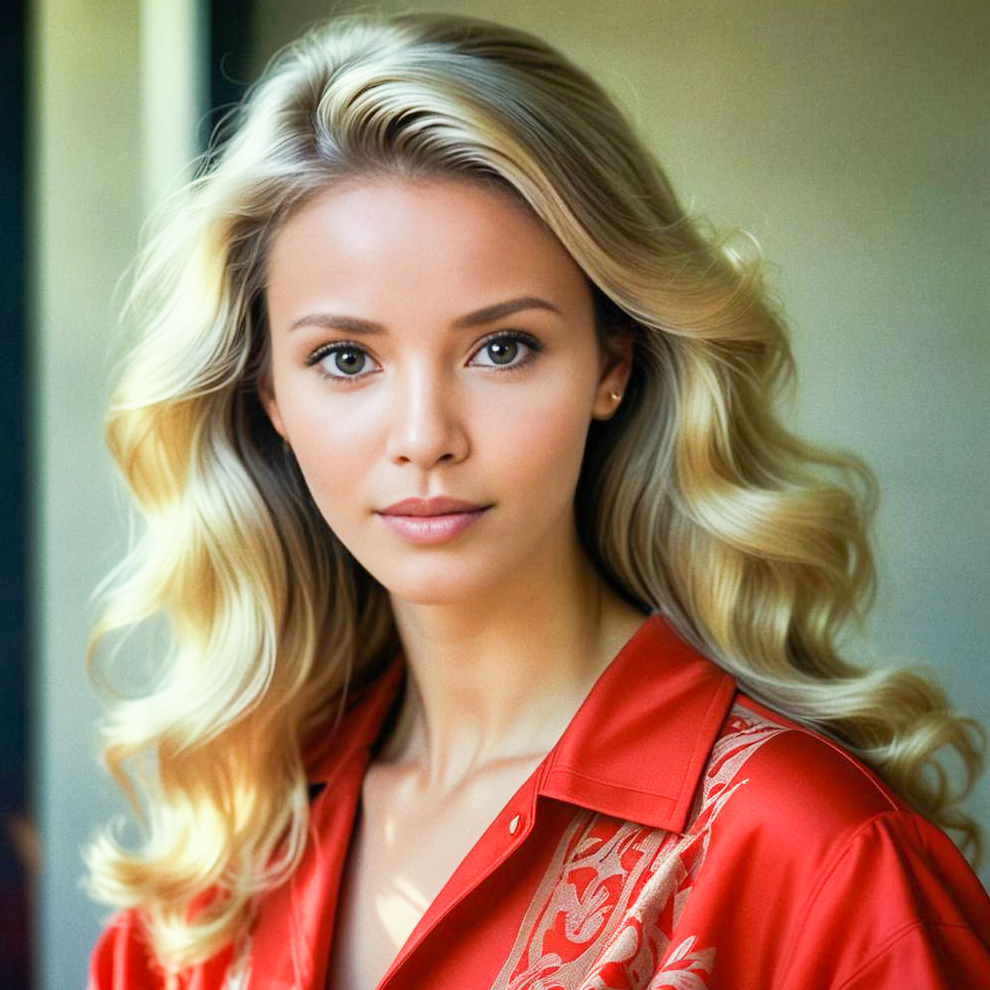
<box><xmin>490</xmin><ymin>705</ymin><xmax>787</xmax><ymax>989</ymax></box>
<box><xmin>648</xmin><ymin>937</ymin><xmax>716</xmax><ymax>990</ymax></box>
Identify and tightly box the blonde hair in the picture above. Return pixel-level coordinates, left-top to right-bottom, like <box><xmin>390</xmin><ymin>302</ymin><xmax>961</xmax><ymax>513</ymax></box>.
<box><xmin>86</xmin><ymin>10</ymin><xmax>984</xmax><ymax>975</ymax></box>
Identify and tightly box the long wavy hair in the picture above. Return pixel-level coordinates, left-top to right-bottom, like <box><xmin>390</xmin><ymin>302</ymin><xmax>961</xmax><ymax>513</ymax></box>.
<box><xmin>85</xmin><ymin>10</ymin><xmax>985</xmax><ymax>975</ymax></box>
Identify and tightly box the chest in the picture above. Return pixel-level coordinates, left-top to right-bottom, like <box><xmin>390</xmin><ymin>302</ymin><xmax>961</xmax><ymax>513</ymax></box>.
<box><xmin>325</xmin><ymin>758</ymin><xmax>543</xmax><ymax>990</ymax></box>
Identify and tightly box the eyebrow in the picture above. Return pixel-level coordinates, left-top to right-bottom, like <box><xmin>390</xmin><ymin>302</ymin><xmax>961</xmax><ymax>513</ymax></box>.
<box><xmin>287</xmin><ymin>296</ymin><xmax>561</xmax><ymax>335</ymax></box>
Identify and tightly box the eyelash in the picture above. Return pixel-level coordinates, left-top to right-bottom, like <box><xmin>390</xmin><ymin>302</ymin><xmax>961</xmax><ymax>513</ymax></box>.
<box><xmin>305</xmin><ymin>330</ymin><xmax>544</xmax><ymax>383</ymax></box>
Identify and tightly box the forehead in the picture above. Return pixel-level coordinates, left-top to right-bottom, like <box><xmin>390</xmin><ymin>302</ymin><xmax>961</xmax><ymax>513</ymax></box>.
<box><xmin>265</xmin><ymin>175</ymin><xmax>592</xmax><ymax>325</ymax></box>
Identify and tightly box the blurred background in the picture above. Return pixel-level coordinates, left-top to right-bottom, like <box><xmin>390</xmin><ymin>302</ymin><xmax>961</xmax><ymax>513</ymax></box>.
<box><xmin>6</xmin><ymin>0</ymin><xmax>986</xmax><ymax>986</ymax></box>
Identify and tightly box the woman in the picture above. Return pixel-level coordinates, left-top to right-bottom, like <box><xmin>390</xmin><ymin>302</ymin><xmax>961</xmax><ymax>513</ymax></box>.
<box><xmin>86</xmin><ymin>11</ymin><xmax>989</xmax><ymax>989</ymax></box>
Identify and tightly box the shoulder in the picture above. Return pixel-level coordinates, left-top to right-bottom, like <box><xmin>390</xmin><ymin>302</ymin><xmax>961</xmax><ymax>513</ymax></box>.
<box><xmin>694</xmin><ymin>693</ymin><xmax>984</xmax><ymax>875</ymax></box>
<box><xmin>695</xmin><ymin>696</ymin><xmax>906</xmax><ymax>849</ymax></box>
<box><xmin>684</xmin><ymin>695</ymin><xmax>990</xmax><ymax>985</ymax></box>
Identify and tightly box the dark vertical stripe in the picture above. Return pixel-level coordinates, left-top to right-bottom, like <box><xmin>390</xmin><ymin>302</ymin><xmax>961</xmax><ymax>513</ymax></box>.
<box><xmin>2</xmin><ymin>0</ymin><xmax>31</xmax><ymax>983</ymax></box>
<box><xmin>206</xmin><ymin>0</ymin><xmax>255</xmax><ymax>150</ymax></box>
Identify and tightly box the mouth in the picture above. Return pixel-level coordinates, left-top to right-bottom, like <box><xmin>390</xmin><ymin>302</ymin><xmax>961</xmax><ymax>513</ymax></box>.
<box><xmin>377</xmin><ymin>505</ymin><xmax>490</xmax><ymax>544</ymax></box>
<box><xmin>379</xmin><ymin>496</ymin><xmax>491</xmax><ymax>517</ymax></box>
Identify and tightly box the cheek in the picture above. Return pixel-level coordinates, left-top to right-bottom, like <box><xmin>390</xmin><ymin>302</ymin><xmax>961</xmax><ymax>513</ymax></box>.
<box><xmin>296</xmin><ymin>426</ymin><xmax>368</xmax><ymax>482</ymax></box>
<box><xmin>492</xmin><ymin>392</ymin><xmax>592</xmax><ymax>498</ymax></box>
<box><xmin>276</xmin><ymin>395</ymin><xmax>371</xmax><ymax>509</ymax></box>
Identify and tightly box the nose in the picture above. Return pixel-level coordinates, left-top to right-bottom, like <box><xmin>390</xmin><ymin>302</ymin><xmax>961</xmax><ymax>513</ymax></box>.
<box><xmin>384</xmin><ymin>363</ymin><xmax>469</xmax><ymax>469</ymax></box>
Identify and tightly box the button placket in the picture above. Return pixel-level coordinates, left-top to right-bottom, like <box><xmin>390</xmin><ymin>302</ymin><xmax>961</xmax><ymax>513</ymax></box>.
<box><xmin>376</xmin><ymin>788</ymin><xmax>540</xmax><ymax>988</ymax></box>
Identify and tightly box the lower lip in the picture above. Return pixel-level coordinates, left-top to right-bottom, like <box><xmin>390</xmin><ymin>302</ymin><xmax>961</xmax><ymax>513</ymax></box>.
<box><xmin>378</xmin><ymin>508</ymin><xmax>489</xmax><ymax>545</ymax></box>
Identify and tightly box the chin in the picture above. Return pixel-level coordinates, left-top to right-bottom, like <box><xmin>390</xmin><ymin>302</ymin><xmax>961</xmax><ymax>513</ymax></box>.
<box><xmin>389</xmin><ymin>589</ymin><xmax>471</xmax><ymax>608</ymax></box>
<box><xmin>374</xmin><ymin>561</ymin><xmax>503</xmax><ymax>609</ymax></box>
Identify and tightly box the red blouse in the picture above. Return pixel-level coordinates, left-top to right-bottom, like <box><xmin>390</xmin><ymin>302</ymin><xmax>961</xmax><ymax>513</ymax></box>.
<box><xmin>89</xmin><ymin>614</ymin><xmax>990</xmax><ymax>989</ymax></box>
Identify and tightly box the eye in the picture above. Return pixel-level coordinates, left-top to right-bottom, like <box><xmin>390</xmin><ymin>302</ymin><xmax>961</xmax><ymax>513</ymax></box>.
<box><xmin>305</xmin><ymin>330</ymin><xmax>543</xmax><ymax>383</ymax></box>
<box><xmin>307</xmin><ymin>342</ymin><xmax>380</xmax><ymax>381</ymax></box>
<box><xmin>470</xmin><ymin>331</ymin><xmax>542</xmax><ymax>372</ymax></box>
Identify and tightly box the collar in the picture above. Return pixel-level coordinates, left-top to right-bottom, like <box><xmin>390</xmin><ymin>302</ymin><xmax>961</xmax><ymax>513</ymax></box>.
<box><xmin>305</xmin><ymin>613</ymin><xmax>736</xmax><ymax>835</ymax></box>
<box><xmin>536</xmin><ymin>613</ymin><xmax>736</xmax><ymax>833</ymax></box>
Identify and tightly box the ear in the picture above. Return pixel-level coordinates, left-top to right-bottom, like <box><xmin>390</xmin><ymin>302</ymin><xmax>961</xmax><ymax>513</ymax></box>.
<box><xmin>258</xmin><ymin>371</ymin><xmax>288</xmax><ymax>441</ymax></box>
<box><xmin>591</xmin><ymin>328</ymin><xmax>635</xmax><ymax>421</ymax></box>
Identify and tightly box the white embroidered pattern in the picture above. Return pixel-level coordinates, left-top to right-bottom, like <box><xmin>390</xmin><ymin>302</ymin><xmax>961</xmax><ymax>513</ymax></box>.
<box><xmin>490</xmin><ymin>705</ymin><xmax>787</xmax><ymax>989</ymax></box>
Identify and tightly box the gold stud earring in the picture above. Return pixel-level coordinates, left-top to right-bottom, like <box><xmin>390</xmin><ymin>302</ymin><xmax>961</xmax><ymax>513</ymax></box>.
<box><xmin>608</xmin><ymin>391</ymin><xmax>622</xmax><ymax>402</ymax></box>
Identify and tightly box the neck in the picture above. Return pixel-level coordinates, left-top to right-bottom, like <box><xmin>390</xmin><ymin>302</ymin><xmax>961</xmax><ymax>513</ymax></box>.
<box><xmin>381</xmin><ymin>533</ymin><xmax>648</xmax><ymax>794</ymax></box>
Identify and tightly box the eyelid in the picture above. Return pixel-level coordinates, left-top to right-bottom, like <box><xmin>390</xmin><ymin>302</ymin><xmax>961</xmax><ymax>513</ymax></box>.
<box><xmin>305</xmin><ymin>340</ymin><xmax>382</xmax><ymax>377</ymax></box>
<box><xmin>306</xmin><ymin>329</ymin><xmax>543</xmax><ymax>381</ymax></box>
<box><xmin>470</xmin><ymin>329</ymin><xmax>542</xmax><ymax>366</ymax></box>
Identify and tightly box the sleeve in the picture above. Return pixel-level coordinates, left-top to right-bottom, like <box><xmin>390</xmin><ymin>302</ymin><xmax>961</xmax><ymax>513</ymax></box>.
<box><xmin>780</xmin><ymin>811</ymin><xmax>990</xmax><ymax>990</ymax></box>
<box><xmin>87</xmin><ymin>911</ymin><xmax>164</xmax><ymax>990</ymax></box>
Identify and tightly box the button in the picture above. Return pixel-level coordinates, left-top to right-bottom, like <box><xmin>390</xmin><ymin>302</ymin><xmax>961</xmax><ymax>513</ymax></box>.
<box><xmin>508</xmin><ymin>813</ymin><xmax>521</xmax><ymax>835</ymax></box>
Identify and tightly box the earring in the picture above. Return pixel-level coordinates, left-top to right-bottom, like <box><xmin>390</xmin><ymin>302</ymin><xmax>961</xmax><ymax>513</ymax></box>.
<box><xmin>608</xmin><ymin>391</ymin><xmax>622</xmax><ymax>402</ymax></box>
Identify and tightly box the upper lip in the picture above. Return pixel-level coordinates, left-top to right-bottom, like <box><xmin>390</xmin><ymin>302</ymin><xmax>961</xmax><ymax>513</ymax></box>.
<box><xmin>379</xmin><ymin>497</ymin><xmax>489</xmax><ymax>516</ymax></box>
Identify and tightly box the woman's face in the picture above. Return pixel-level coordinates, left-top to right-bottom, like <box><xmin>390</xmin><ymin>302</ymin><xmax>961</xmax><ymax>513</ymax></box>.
<box><xmin>262</xmin><ymin>176</ymin><xmax>630</xmax><ymax>606</ymax></box>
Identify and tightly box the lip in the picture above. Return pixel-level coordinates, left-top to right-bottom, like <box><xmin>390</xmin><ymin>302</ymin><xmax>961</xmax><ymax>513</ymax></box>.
<box><xmin>378</xmin><ymin>506</ymin><xmax>490</xmax><ymax>545</ymax></box>
<box><xmin>379</xmin><ymin>496</ymin><xmax>489</xmax><ymax>516</ymax></box>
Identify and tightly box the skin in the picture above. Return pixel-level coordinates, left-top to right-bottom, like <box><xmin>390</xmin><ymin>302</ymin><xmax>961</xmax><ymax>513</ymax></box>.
<box><xmin>262</xmin><ymin>175</ymin><xmax>647</xmax><ymax>986</ymax></box>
